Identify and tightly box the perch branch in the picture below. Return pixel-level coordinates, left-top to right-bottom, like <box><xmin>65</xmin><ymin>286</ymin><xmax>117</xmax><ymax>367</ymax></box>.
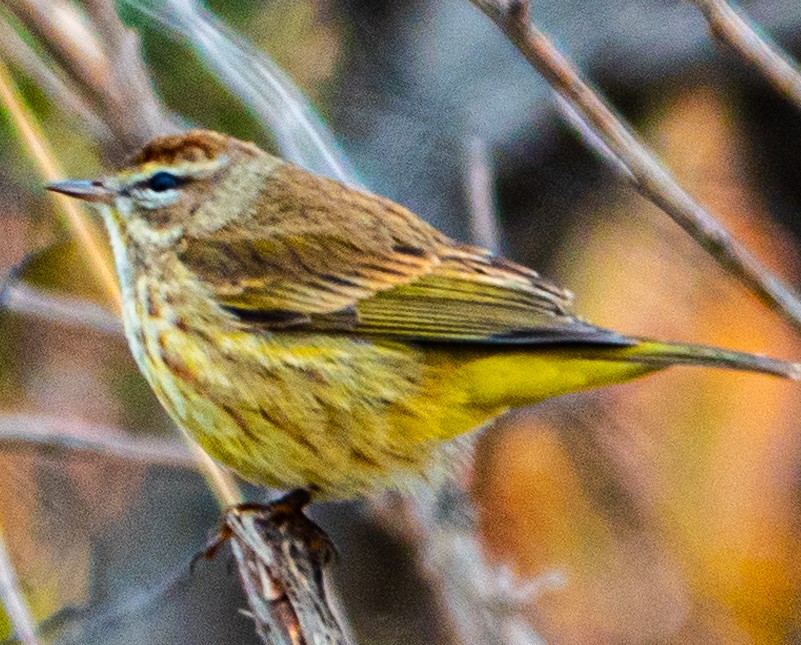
<box><xmin>468</xmin><ymin>0</ymin><xmax>801</xmax><ymax>336</ymax></box>
<box><xmin>690</xmin><ymin>0</ymin><xmax>801</xmax><ymax>113</ymax></box>
<box><xmin>202</xmin><ymin>492</ymin><xmax>352</xmax><ymax>645</ymax></box>
<box><xmin>0</xmin><ymin>527</ymin><xmax>41</xmax><ymax>645</ymax></box>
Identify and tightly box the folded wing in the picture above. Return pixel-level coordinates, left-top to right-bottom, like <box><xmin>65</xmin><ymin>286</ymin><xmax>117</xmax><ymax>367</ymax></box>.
<box><xmin>179</xmin><ymin>163</ymin><xmax>630</xmax><ymax>346</ymax></box>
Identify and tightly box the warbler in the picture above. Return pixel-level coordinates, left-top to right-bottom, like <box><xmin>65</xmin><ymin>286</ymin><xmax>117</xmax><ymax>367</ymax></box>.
<box><xmin>47</xmin><ymin>130</ymin><xmax>799</xmax><ymax>499</ymax></box>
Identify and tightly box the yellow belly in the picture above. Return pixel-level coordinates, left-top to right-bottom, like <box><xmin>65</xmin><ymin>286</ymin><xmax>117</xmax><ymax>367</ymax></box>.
<box><xmin>129</xmin><ymin>309</ymin><xmax>659</xmax><ymax>498</ymax></box>
<box><xmin>134</xmin><ymin>318</ymin><xmax>472</xmax><ymax>496</ymax></box>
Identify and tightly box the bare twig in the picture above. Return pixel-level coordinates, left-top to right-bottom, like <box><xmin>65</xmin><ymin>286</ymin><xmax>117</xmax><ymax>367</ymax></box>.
<box><xmin>371</xmin><ymin>487</ymin><xmax>558</xmax><ymax>645</ymax></box>
<box><xmin>690</xmin><ymin>0</ymin><xmax>801</xmax><ymax>113</ymax></box>
<box><xmin>468</xmin><ymin>0</ymin><xmax>801</xmax><ymax>336</ymax></box>
<box><xmin>0</xmin><ymin>54</ymin><xmax>121</xmax><ymax>311</ymax></box>
<box><xmin>0</xmin><ymin>526</ymin><xmax>41</xmax><ymax>645</ymax></box>
<box><xmin>555</xmin><ymin>96</ymin><xmax>634</xmax><ymax>182</ymax></box>
<box><xmin>204</xmin><ymin>492</ymin><xmax>352</xmax><ymax>645</ymax></box>
<box><xmin>3</xmin><ymin>0</ymin><xmax>176</xmax><ymax>157</ymax></box>
<box><xmin>2</xmin><ymin>285</ymin><xmax>123</xmax><ymax>336</ymax></box>
<box><xmin>0</xmin><ymin>18</ymin><xmax>109</xmax><ymax>138</ymax></box>
<box><xmin>124</xmin><ymin>0</ymin><xmax>361</xmax><ymax>186</ymax></box>
<box><xmin>188</xmin><ymin>443</ymin><xmax>242</xmax><ymax>507</ymax></box>
<box><xmin>464</xmin><ymin>136</ymin><xmax>502</xmax><ymax>253</ymax></box>
<box><xmin>0</xmin><ymin>414</ymin><xmax>193</xmax><ymax>468</ymax></box>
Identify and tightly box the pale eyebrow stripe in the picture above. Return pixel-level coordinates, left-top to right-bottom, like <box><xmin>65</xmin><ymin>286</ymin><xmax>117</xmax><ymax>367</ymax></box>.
<box><xmin>123</xmin><ymin>155</ymin><xmax>230</xmax><ymax>185</ymax></box>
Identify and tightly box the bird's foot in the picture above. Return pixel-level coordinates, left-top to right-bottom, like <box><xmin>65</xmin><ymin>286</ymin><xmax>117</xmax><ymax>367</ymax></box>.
<box><xmin>192</xmin><ymin>488</ymin><xmax>334</xmax><ymax>572</ymax></box>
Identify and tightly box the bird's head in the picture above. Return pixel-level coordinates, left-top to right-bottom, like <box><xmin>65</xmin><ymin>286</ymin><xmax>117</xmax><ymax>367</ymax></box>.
<box><xmin>47</xmin><ymin>130</ymin><xmax>281</xmax><ymax>248</ymax></box>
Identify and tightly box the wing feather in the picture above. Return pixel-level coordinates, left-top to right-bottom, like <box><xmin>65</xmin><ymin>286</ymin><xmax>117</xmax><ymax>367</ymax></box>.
<box><xmin>180</xmin><ymin>163</ymin><xmax>630</xmax><ymax>346</ymax></box>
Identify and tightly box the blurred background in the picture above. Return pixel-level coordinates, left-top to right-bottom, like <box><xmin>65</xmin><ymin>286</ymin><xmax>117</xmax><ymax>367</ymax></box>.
<box><xmin>2</xmin><ymin>0</ymin><xmax>801</xmax><ymax>643</ymax></box>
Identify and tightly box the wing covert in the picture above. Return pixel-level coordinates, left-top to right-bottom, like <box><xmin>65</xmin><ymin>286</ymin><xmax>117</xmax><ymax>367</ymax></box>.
<box><xmin>179</xmin><ymin>164</ymin><xmax>443</xmax><ymax>319</ymax></box>
<box><xmin>180</xmin><ymin>163</ymin><xmax>630</xmax><ymax>346</ymax></box>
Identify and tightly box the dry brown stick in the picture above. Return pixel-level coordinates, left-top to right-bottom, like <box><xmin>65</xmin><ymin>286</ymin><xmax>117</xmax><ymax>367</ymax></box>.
<box><xmin>690</xmin><ymin>0</ymin><xmax>801</xmax><ymax>112</ymax></box>
<box><xmin>204</xmin><ymin>492</ymin><xmax>352</xmax><ymax>645</ymax></box>
<box><xmin>0</xmin><ymin>527</ymin><xmax>41</xmax><ymax>645</ymax></box>
<box><xmin>468</xmin><ymin>0</ymin><xmax>801</xmax><ymax>336</ymax></box>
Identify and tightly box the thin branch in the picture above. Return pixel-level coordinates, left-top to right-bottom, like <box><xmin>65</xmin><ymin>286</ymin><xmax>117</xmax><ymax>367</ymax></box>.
<box><xmin>555</xmin><ymin>96</ymin><xmax>634</xmax><ymax>182</ymax></box>
<box><xmin>0</xmin><ymin>526</ymin><xmax>41</xmax><ymax>645</ymax></box>
<box><xmin>370</xmin><ymin>487</ymin><xmax>559</xmax><ymax>645</ymax></box>
<box><xmin>0</xmin><ymin>18</ymin><xmax>110</xmax><ymax>139</ymax></box>
<box><xmin>2</xmin><ymin>285</ymin><xmax>123</xmax><ymax>336</ymax></box>
<box><xmin>187</xmin><ymin>443</ymin><xmax>242</xmax><ymax>508</ymax></box>
<box><xmin>0</xmin><ymin>55</ymin><xmax>121</xmax><ymax>311</ymax></box>
<box><xmin>468</xmin><ymin>0</ymin><xmax>801</xmax><ymax>337</ymax></box>
<box><xmin>4</xmin><ymin>0</ymin><xmax>175</xmax><ymax>155</ymax></box>
<box><xmin>690</xmin><ymin>0</ymin><xmax>801</xmax><ymax>113</ymax></box>
<box><xmin>464</xmin><ymin>136</ymin><xmax>503</xmax><ymax>253</ymax></box>
<box><xmin>0</xmin><ymin>414</ymin><xmax>194</xmax><ymax>468</ymax></box>
<box><xmin>203</xmin><ymin>493</ymin><xmax>352</xmax><ymax>645</ymax></box>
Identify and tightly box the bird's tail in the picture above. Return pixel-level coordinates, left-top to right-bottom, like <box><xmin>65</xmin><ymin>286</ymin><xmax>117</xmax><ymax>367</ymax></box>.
<box><xmin>618</xmin><ymin>339</ymin><xmax>801</xmax><ymax>380</ymax></box>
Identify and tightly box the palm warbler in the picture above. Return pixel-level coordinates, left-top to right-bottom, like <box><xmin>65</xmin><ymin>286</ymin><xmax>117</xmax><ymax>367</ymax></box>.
<box><xmin>47</xmin><ymin>130</ymin><xmax>799</xmax><ymax>498</ymax></box>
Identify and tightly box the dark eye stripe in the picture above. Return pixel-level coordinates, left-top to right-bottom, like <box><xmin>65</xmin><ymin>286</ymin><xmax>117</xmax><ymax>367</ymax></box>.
<box><xmin>146</xmin><ymin>171</ymin><xmax>185</xmax><ymax>192</ymax></box>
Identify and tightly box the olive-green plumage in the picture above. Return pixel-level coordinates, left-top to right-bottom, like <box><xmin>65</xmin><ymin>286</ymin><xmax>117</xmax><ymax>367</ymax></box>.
<box><xmin>48</xmin><ymin>131</ymin><xmax>800</xmax><ymax>498</ymax></box>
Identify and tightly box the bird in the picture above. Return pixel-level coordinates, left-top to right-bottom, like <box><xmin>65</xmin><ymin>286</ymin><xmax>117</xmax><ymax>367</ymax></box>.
<box><xmin>47</xmin><ymin>129</ymin><xmax>799</xmax><ymax>499</ymax></box>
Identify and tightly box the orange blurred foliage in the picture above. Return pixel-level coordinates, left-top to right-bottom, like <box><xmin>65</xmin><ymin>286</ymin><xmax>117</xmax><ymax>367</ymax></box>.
<box><xmin>476</xmin><ymin>84</ymin><xmax>801</xmax><ymax>643</ymax></box>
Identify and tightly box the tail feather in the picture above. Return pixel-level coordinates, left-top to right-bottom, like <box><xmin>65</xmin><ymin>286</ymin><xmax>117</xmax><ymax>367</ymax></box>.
<box><xmin>623</xmin><ymin>339</ymin><xmax>801</xmax><ymax>380</ymax></box>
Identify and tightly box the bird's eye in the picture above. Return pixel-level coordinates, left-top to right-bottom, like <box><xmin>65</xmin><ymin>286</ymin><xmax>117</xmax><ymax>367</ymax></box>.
<box><xmin>147</xmin><ymin>171</ymin><xmax>183</xmax><ymax>192</ymax></box>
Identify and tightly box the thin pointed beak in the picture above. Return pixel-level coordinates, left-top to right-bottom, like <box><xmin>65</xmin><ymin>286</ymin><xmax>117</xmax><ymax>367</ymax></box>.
<box><xmin>46</xmin><ymin>179</ymin><xmax>115</xmax><ymax>204</ymax></box>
